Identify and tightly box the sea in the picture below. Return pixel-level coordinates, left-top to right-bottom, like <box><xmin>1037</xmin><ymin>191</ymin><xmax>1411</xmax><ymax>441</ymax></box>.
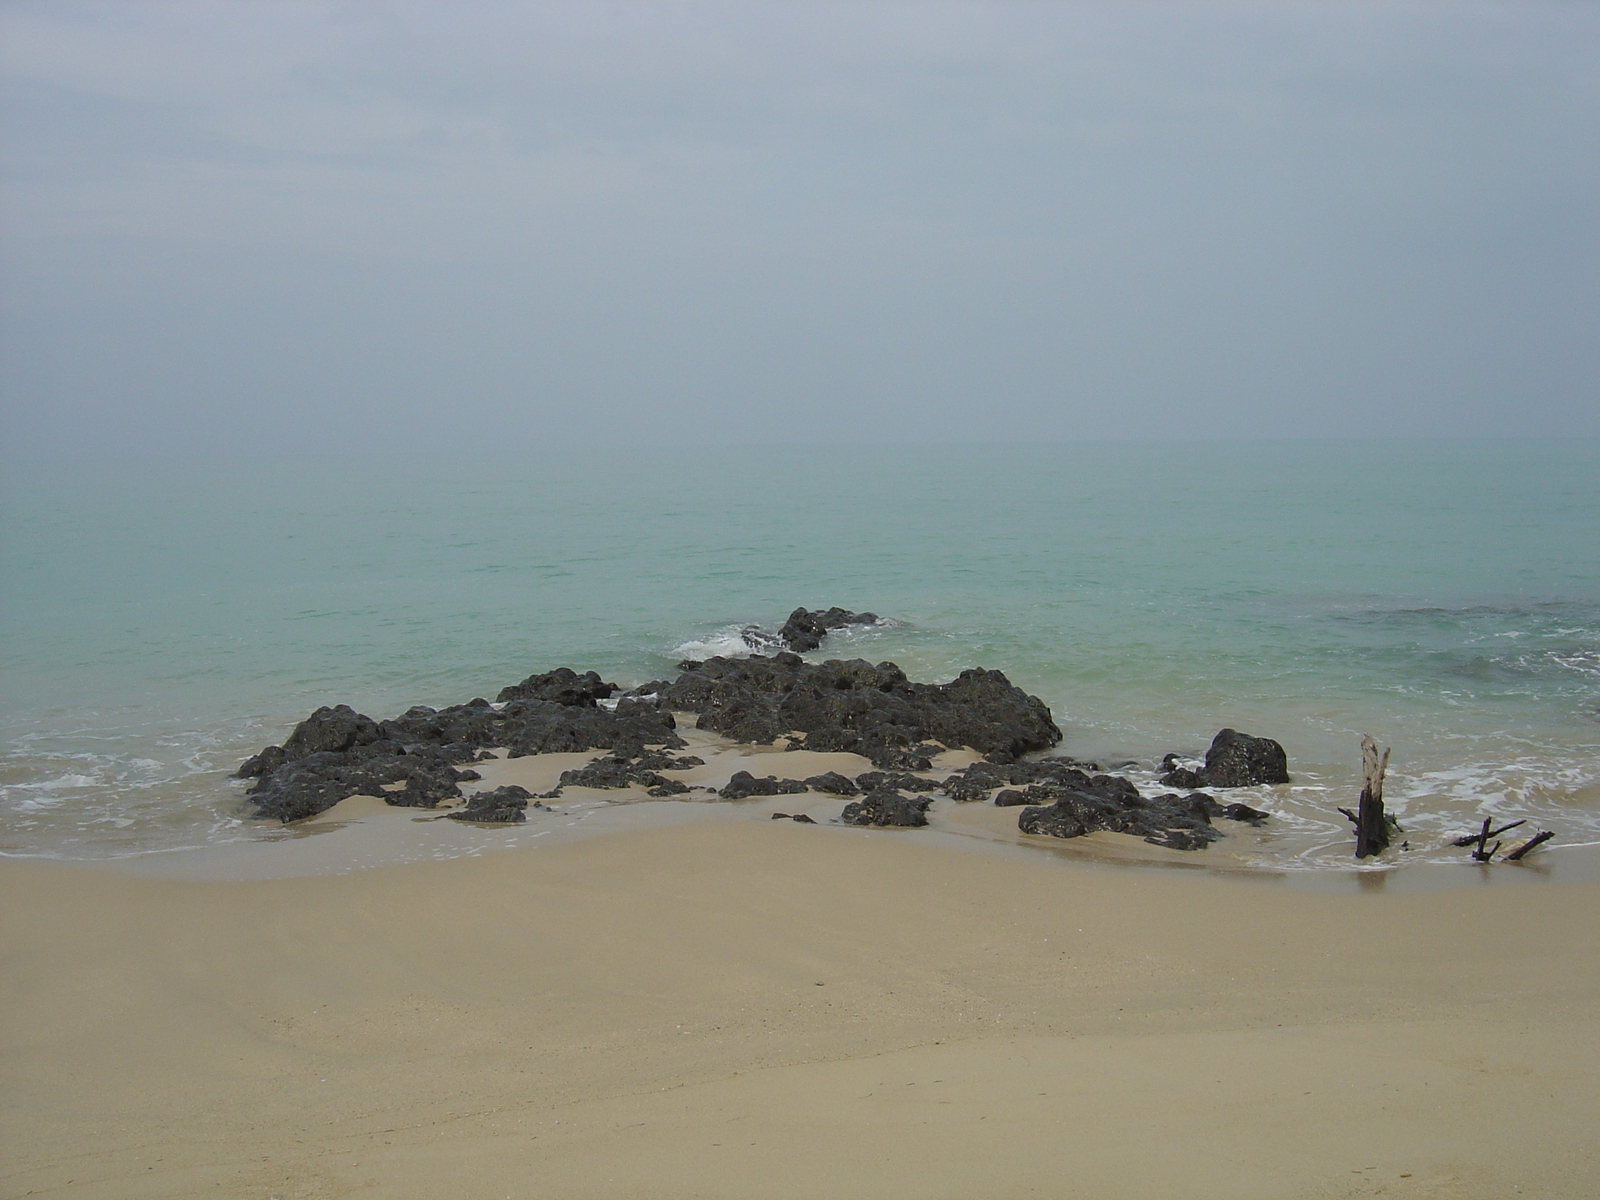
<box><xmin>3</xmin><ymin>440</ymin><xmax>1597</xmax><ymax>875</ymax></box>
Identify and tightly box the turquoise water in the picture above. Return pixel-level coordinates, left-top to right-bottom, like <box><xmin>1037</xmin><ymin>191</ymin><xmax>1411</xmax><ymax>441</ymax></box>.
<box><xmin>2</xmin><ymin>441</ymin><xmax>1597</xmax><ymax>867</ymax></box>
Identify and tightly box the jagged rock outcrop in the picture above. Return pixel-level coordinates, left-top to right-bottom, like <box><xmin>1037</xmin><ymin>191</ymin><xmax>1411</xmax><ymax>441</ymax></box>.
<box><xmin>777</xmin><ymin>607</ymin><xmax>880</xmax><ymax>653</ymax></box>
<box><xmin>1015</xmin><ymin>777</ymin><xmax>1270</xmax><ymax>850</ymax></box>
<box><xmin>938</xmin><ymin>757</ymin><xmax>1103</xmax><ymax>802</ymax></box>
<box><xmin>802</xmin><ymin>771</ymin><xmax>859</xmax><ymax>796</ymax></box>
<box><xmin>448</xmin><ymin>785</ymin><xmax>531</xmax><ymax>823</ymax></box>
<box><xmin>719</xmin><ymin>771</ymin><xmax>808</xmax><ymax>800</ymax></box>
<box><xmin>242</xmin><ymin>746</ymin><xmax>482</xmax><ymax>823</ymax></box>
<box><xmin>854</xmin><ymin>770</ymin><xmax>941</xmax><ymax>793</ymax></box>
<box><xmin>663</xmin><ymin>653</ymin><xmax>1059</xmax><ymax>768</ymax></box>
<box><xmin>840</xmin><ymin>788</ymin><xmax>933</xmax><ymax>828</ymax></box>
<box><xmin>495</xmin><ymin>667</ymin><xmax>615</xmax><ymax>707</ymax></box>
<box><xmin>237</xmin><ymin>681</ymin><xmax>686</xmax><ymax>822</ymax></box>
<box><xmin>1159</xmin><ymin>729</ymin><xmax>1290</xmax><ymax>789</ymax></box>
<box><xmin>553</xmin><ymin>752</ymin><xmax>695</xmax><ymax>796</ymax></box>
<box><xmin>1017</xmin><ymin>782</ymin><xmax>1221</xmax><ymax>849</ymax></box>
<box><xmin>236</xmin><ymin>632</ymin><xmax>1064</xmax><ymax>825</ymax></box>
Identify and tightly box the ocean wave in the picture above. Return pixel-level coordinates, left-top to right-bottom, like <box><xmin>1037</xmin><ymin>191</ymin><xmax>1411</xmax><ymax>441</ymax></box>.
<box><xmin>672</xmin><ymin>615</ymin><xmax>898</xmax><ymax>662</ymax></box>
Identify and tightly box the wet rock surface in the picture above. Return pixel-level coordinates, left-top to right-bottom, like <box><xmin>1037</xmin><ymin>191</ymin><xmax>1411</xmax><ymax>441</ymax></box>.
<box><xmin>663</xmin><ymin>653</ymin><xmax>1060</xmax><ymax>768</ymax></box>
<box><xmin>235</xmin><ymin>629</ymin><xmax>1281</xmax><ymax>853</ymax></box>
<box><xmin>937</xmin><ymin>757</ymin><xmax>1104</xmax><ymax>803</ymax></box>
<box><xmin>448</xmin><ymin>785</ymin><xmax>531</xmax><ymax>824</ymax></box>
<box><xmin>840</xmin><ymin>788</ymin><xmax>934</xmax><ymax>828</ymax></box>
<box><xmin>1015</xmin><ymin>780</ymin><xmax>1270</xmax><ymax>849</ymax></box>
<box><xmin>802</xmin><ymin>771</ymin><xmax>859</xmax><ymax>796</ymax></box>
<box><xmin>776</xmin><ymin>606</ymin><xmax>881</xmax><ymax>653</ymax></box>
<box><xmin>1159</xmin><ymin>729</ymin><xmax>1290</xmax><ymax>789</ymax></box>
<box><xmin>543</xmin><ymin>748</ymin><xmax>705</xmax><ymax>798</ymax></box>
<box><xmin>719</xmin><ymin>771</ymin><xmax>808</xmax><ymax>800</ymax></box>
<box><xmin>238</xmin><ymin>676</ymin><xmax>684</xmax><ymax>822</ymax></box>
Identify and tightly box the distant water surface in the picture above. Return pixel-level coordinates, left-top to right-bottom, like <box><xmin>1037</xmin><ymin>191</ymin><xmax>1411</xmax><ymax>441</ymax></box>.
<box><xmin>2</xmin><ymin>440</ymin><xmax>1596</xmax><ymax>869</ymax></box>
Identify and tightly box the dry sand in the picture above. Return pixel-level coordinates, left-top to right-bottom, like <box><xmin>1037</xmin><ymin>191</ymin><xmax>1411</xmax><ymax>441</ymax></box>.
<box><xmin>4</xmin><ymin>813</ymin><xmax>1599</xmax><ymax>1199</ymax></box>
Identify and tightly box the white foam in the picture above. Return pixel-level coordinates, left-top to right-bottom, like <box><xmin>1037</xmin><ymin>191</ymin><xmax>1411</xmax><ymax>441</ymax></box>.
<box><xmin>673</xmin><ymin>624</ymin><xmax>775</xmax><ymax>661</ymax></box>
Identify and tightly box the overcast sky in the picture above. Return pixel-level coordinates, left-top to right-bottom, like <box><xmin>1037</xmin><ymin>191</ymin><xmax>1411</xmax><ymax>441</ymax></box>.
<box><xmin>1</xmin><ymin>1</ymin><xmax>1596</xmax><ymax>455</ymax></box>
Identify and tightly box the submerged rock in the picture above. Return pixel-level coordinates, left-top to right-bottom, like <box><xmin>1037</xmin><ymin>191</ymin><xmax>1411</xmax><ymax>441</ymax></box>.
<box><xmin>777</xmin><ymin>607</ymin><xmax>880</xmax><ymax>653</ymax></box>
<box><xmin>1159</xmin><ymin>729</ymin><xmax>1290</xmax><ymax>789</ymax></box>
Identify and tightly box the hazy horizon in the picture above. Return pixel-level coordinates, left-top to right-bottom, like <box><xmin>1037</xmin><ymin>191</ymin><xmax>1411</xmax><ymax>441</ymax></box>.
<box><xmin>3</xmin><ymin>1</ymin><xmax>1596</xmax><ymax>457</ymax></box>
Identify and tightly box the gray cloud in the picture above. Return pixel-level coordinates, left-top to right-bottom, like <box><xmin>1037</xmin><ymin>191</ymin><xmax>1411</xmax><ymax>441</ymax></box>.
<box><xmin>2</xmin><ymin>1</ymin><xmax>1596</xmax><ymax>455</ymax></box>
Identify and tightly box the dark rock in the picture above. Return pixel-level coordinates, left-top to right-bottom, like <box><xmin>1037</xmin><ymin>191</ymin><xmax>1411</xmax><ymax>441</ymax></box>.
<box><xmin>236</xmin><ymin>743</ymin><xmax>288</xmax><ymax>779</ymax></box>
<box><xmin>803</xmin><ymin>771</ymin><xmax>859</xmax><ymax>796</ymax></box>
<box><xmin>1222</xmin><ymin>801</ymin><xmax>1271</xmax><ymax>825</ymax></box>
<box><xmin>286</xmin><ymin>703</ymin><xmax>384</xmax><ymax>755</ymax></box>
<box><xmin>1018</xmin><ymin>803</ymin><xmax>1087</xmax><ymax>838</ymax></box>
<box><xmin>777</xmin><ymin>607</ymin><xmax>880</xmax><ymax>653</ymax></box>
<box><xmin>243</xmin><ymin>747</ymin><xmax>478</xmax><ymax>823</ymax></box>
<box><xmin>662</xmin><ymin>654</ymin><xmax>1059</xmax><ymax>766</ymax></box>
<box><xmin>1016</xmin><ymin>777</ymin><xmax>1223</xmax><ymax>850</ymax></box>
<box><xmin>1159</xmin><ymin>731</ymin><xmax>1290</xmax><ymax>789</ymax></box>
<box><xmin>239</xmin><ymin>671</ymin><xmax>688</xmax><ymax>822</ymax></box>
<box><xmin>550</xmin><ymin>750</ymin><xmax>700</xmax><ymax>797</ymax></box>
<box><xmin>448</xmin><ymin>785</ymin><xmax>532</xmax><ymax>823</ymax></box>
<box><xmin>792</xmin><ymin>813</ymin><xmax>816</xmax><ymax>824</ymax></box>
<box><xmin>1158</xmin><ymin>764</ymin><xmax>1210</xmax><ymax>790</ymax></box>
<box><xmin>500</xmin><ymin>699</ymin><xmax>685</xmax><ymax>758</ymax></box>
<box><xmin>840</xmin><ymin>788</ymin><xmax>933</xmax><ymax>828</ymax></box>
<box><xmin>719</xmin><ymin>770</ymin><xmax>809</xmax><ymax>800</ymax></box>
<box><xmin>994</xmin><ymin>787</ymin><xmax>1046</xmax><ymax>807</ymax></box>
<box><xmin>1144</xmin><ymin>828</ymin><xmax>1213</xmax><ymax>851</ymax></box>
<box><xmin>854</xmin><ymin>770</ymin><xmax>941</xmax><ymax>793</ymax></box>
<box><xmin>941</xmin><ymin>757</ymin><xmax>1106</xmax><ymax>802</ymax></box>
<box><xmin>1183</xmin><ymin>791</ymin><xmax>1224</xmax><ymax>818</ymax></box>
<box><xmin>236</xmin><ymin>704</ymin><xmax>383</xmax><ymax>778</ymax></box>
<box><xmin>619</xmin><ymin>680</ymin><xmax>673</xmax><ymax>703</ymax></box>
<box><xmin>495</xmin><ymin>667</ymin><xmax>615</xmax><ymax>707</ymax></box>
<box><xmin>1203</xmin><ymin>729</ymin><xmax>1290</xmax><ymax>787</ymax></box>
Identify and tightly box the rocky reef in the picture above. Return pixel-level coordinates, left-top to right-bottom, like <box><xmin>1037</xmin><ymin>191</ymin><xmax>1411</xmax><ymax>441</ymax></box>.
<box><xmin>663</xmin><ymin>652</ymin><xmax>1060</xmax><ymax>769</ymax></box>
<box><xmin>233</xmin><ymin>614</ymin><xmax>1283</xmax><ymax>853</ymax></box>
<box><xmin>737</xmin><ymin>606</ymin><xmax>881</xmax><ymax>654</ymax></box>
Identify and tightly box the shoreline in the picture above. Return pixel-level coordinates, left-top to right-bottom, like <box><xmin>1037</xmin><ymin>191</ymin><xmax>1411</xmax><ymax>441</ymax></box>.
<box><xmin>74</xmin><ymin>715</ymin><xmax>1591</xmax><ymax>895</ymax></box>
<box><xmin>5</xmin><ymin>815</ymin><xmax>1598</xmax><ymax>1198</ymax></box>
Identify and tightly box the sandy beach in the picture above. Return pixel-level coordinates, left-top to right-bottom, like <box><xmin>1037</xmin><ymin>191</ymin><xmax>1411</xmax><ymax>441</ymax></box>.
<box><xmin>5</xmin><ymin>810</ymin><xmax>1598</xmax><ymax>1200</ymax></box>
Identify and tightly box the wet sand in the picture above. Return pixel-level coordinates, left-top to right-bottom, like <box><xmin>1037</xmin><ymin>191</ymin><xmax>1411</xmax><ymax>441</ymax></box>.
<box><xmin>4</xmin><ymin>804</ymin><xmax>1598</xmax><ymax>1198</ymax></box>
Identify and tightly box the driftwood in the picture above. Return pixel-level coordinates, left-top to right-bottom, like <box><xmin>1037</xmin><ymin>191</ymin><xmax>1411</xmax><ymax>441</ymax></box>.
<box><xmin>1340</xmin><ymin>735</ymin><xmax>1392</xmax><ymax>859</ymax></box>
<box><xmin>1452</xmin><ymin>818</ymin><xmax>1524</xmax><ymax>853</ymax></box>
<box><xmin>1504</xmin><ymin>830</ymin><xmax>1555</xmax><ymax>862</ymax></box>
<box><xmin>1451</xmin><ymin>818</ymin><xmax>1554</xmax><ymax>862</ymax></box>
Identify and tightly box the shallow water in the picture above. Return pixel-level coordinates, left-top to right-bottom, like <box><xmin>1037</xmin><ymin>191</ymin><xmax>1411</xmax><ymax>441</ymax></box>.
<box><xmin>2</xmin><ymin>440</ymin><xmax>1596</xmax><ymax>871</ymax></box>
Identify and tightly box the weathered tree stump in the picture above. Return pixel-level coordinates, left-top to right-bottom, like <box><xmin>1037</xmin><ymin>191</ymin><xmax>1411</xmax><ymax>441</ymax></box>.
<box><xmin>1345</xmin><ymin>734</ymin><xmax>1392</xmax><ymax>859</ymax></box>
